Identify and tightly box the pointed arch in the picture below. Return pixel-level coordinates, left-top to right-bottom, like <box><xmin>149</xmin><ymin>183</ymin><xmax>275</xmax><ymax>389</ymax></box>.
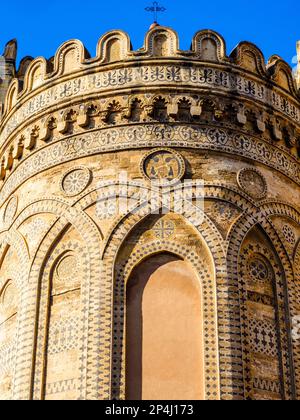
<box><xmin>125</xmin><ymin>251</ymin><xmax>205</xmax><ymax>400</ymax></box>
<box><xmin>98</xmin><ymin>191</ymin><xmax>228</xmax><ymax>400</ymax></box>
<box><xmin>227</xmin><ymin>215</ymin><xmax>296</xmax><ymax>400</ymax></box>
<box><xmin>111</xmin><ymin>211</ymin><xmax>220</xmax><ymax>400</ymax></box>
<box><xmin>5</xmin><ymin>197</ymin><xmax>104</xmax><ymax>400</ymax></box>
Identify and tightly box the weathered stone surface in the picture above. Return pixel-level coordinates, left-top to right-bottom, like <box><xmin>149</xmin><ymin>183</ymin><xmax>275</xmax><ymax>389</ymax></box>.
<box><xmin>0</xmin><ymin>26</ymin><xmax>299</xmax><ymax>400</ymax></box>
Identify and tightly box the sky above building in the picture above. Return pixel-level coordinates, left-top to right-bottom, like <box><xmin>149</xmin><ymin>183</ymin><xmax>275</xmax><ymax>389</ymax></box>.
<box><xmin>0</xmin><ymin>0</ymin><xmax>299</xmax><ymax>69</ymax></box>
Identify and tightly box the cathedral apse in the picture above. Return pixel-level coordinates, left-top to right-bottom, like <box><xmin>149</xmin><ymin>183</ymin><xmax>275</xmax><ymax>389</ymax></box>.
<box><xmin>0</xmin><ymin>24</ymin><xmax>299</xmax><ymax>400</ymax></box>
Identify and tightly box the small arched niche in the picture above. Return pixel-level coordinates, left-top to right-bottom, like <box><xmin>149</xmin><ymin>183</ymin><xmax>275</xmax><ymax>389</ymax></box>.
<box><xmin>153</xmin><ymin>34</ymin><xmax>169</xmax><ymax>57</ymax></box>
<box><xmin>145</xmin><ymin>28</ymin><xmax>178</xmax><ymax>57</ymax></box>
<box><xmin>192</xmin><ymin>30</ymin><xmax>226</xmax><ymax>62</ymax></box>
<box><xmin>107</xmin><ymin>38</ymin><xmax>123</xmax><ymax>62</ymax></box>
<box><xmin>200</xmin><ymin>37</ymin><xmax>218</xmax><ymax>61</ymax></box>
<box><xmin>125</xmin><ymin>252</ymin><xmax>204</xmax><ymax>401</ymax></box>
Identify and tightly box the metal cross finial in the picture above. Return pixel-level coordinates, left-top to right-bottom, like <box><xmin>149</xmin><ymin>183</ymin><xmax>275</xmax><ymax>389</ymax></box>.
<box><xmin>145</xmin><ymin>1</ymin><xmax>166</xmax><ymax>23</ymax></box>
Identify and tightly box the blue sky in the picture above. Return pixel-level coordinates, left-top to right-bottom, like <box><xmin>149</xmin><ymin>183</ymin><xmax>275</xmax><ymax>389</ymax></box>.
<box><xmin>0</xmin><ymin>0</ymin><xmax>299</xmax><ymax>67</ymax></box>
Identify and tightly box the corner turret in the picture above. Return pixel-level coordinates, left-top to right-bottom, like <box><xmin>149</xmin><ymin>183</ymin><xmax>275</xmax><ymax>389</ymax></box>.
<box><xmin>0</xmin><ymin>39</ymin><xmax>17</xmax><ymax>114</ymax></box>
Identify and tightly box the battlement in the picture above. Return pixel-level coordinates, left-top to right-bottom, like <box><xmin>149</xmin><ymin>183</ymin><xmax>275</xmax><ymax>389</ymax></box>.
<box><xmin>0</xmin><ymin>27</ymin><xmax>299</xmax><ymax>121</ymax></box>
<box><xmin>0</xmin><ymin>40</ymin><xmax>17</xmax><ymax>111</ymax></box>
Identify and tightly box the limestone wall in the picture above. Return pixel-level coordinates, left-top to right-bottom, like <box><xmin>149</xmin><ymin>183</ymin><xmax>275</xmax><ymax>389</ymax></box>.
<box><xmin>0</xmin><ymin>27</ymin><xmax>299</xmax><ymax>400</ymax></box>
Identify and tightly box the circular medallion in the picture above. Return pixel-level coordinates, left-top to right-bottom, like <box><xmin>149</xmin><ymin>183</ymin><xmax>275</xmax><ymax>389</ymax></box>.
<box><xmin>140</xmin><ymin>148</ymin><xmax>185</xmax><ymax>185</ymax></box>
<box><xmin>60</xmin><ymin>167</ymin><xmax>92</xmax><ymax>197</ymax></box>
<box><xmin>237</xmin><ymin>168</ymin><xmax>267</xmax><ymax>200</ymax></box>
<box><xmin>3</xmin><ymin>196</ymin><xmax>18</xmax><ymax>225</ymax></box>
<box><xmin>56</xmin><ymin>253</ymin><xmax>79</xmax><ymax>285</ymax></box>
<box><xmin>248</xmin><ymin>257</ymin><xmax>269</xmax><ymax>282</ymax></box>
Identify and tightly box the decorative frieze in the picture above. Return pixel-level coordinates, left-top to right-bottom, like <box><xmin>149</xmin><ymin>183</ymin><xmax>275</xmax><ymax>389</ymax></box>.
<box><xmin>1</xmin><ymin>124</ymin><xmax>299</xmax><ymax>207</ymax></box>
<box><xmin>60</xmin><ymin>166</ymin><xmax>92</xmax><ymax>197</ymax></box>
<box><xmin>1</xmin><ymin>63</ymin><xmax>300</xmax><ymax>148</ymax></box>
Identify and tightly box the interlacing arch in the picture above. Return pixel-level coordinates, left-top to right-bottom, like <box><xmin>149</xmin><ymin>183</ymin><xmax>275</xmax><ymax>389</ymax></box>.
<box><xmin>238</xmin><ymin>239</ymin><xmax>289</xmax><ymax>399</ymax></box>
<box><xmin>101</xmin><ymin>203</ymin><xmax>225</xmax><ymax>399</ymax></box>
<box><xmin>0</xmin><ymin>228</ymin><xmax>30</xmax><ymax>289</ymax></box>
<box><xmin>73</xmin><ymin>180</ymin><xmax>300</xmax><ymax>399</ymax></box>
<box><xmin>2</xmin><ymin>197</ymin><xmax>103</xmax><ymax>400</ymax></box>
<box><xmin>0</xmin><ymin>228</ymin><xmax>29</xmax><ymax>401</ymax></box>
<box><xmin>32</xmin><ymin>238</ymin><xmax>89</xmax><ymax>400</ymax></box>
<box><xmin>1</xmin><ymin>182</ymin><xmax>299</xmax><ymax>399</ymax></box>
<box><xmin>258</xmin><ymin>201</ymin><xmax>300</xmax><ymax>268</ymax></box>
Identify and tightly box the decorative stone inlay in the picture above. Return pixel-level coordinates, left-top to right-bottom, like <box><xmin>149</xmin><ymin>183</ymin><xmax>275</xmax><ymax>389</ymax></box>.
<box><xmin>247</xmin><ymin>257</ymin><xmax>270</xmax><ymax>283</ymax></box>
<box><xmin>237</xmin><ymin>168</ymin><xmax>268</xmax><ymax>199</ymax></box>
<box><xmin>152</xmin><ymin>220</ymin><xmax>175</xmax><ymax>239</ymax></box>
<box><xmin>96</xmin><ymin>199</ymin><xmax>118</xmax><ymax>220</ymax></box>
<box><xmin>1</xmin><ymin>63</ymin><xmax>300</xmax><ymax>146</ymax></box>
<box><xmin>238</xmin><ymin>238</ymin><xmax>292</xmax><ymax>400</ymax></box>
<box><xmin>60</xmin><ymin>167</ymin><xmax>92</xmax><ymax>197</ymax></box>
<box><xmin>282</xmin><ymin>225</ymin><xmax>296</xmax><ymax>246</ymax></box>
<box><xmin>210</xmin><ymin>202</ymin><xmax>239</xmax><ymax>223</ymax></box>
<box><xmin>0</xmin><ymin>340</ymin><xmax>16</xmax><ymax>375</ymax></box>
<box><xmin>56</xmin><ymin>253</ymin><xmax>79</xmax><ymax>284</ymax></box>
<box><xmin>3</xmin><ymin>196</ymin><xmax>18</xmax><ymax>225</ymax></box>
<box><xmin>295</xmin><ymin>245</ymin><xmax>300</xmax><ymax>279</ymax></box>
<box><xmin>292</xmin><ymin>316</ymin><xmax>300</xmax><ymax>342</ymax></box>
<box><xmin>1</xmin><ymin>125</ymin><xmax>300</xmax><ymax>207</ymax></box>
<box><xmin>140</xmin><ymin>148</ymin><xmax>185</xmax><ymax>184</ymax></box>
<box><xmin>205</xmin><ymin>201</ymin><xmax>241</xmax><ymax>239</ymax></box>
<box><xmin>19</xmin><ymin>218</ymin><xmax>49</xmax><ymax>253</ymax></box>
<box><xmin>47</xmin><ymin>313</ymin><xmax>81</xmax><ymax>355</ymax></box>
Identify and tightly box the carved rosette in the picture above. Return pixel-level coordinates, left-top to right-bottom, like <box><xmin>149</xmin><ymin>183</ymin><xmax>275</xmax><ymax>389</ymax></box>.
<box><xmin>237</xmin><ymin>168</ymin><xmax>268</xmax><ymax>200</ymax></box>
<box><xmin>140</xmin><ymin>148</ymin><xmax>186</xmax><ymax>185</ymax></box>
<box><xmin>55</xmin><ymin>252</ymin><xmax>80</xmax><ymax>287</ymax></box>
<box><xmin>60</xmin><ymin>167</ymin><xmax>92</xmax><ymax>197</ymax></box>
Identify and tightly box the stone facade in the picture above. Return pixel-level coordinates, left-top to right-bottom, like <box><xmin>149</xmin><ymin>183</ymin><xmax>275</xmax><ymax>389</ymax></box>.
<box><xmin>0</xmin><ymin>26</ymin><xmax>300</xmax><ymax>400</ymax></box>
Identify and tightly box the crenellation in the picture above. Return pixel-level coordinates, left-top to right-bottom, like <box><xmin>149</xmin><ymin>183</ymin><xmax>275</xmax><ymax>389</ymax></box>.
<box><xmin>0</xmin><ymin>40</ymin><xmax>17</xmax><ymax>116</ymax></box>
